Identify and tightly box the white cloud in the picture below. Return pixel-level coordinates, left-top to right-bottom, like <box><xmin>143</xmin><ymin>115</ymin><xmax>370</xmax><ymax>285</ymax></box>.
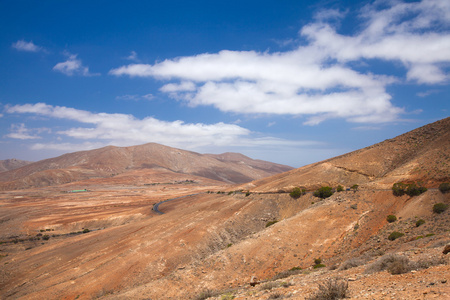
<box><xmin>5</xmin><ymin>123</ymin><xmax>41</xmax><ymax>140</ymax></box>
<box><xmin>115</xmin><ymin>93</ymin><xmax>154</xmax><ymax>101</ymax></box>
<box><xmin>53</xmin><ymin>53</ymin><xmax>99</xmax><ymax>76</ymax></box>
<box><xmin>12</xmin><ymin>40</ymin><xmax>43</xmax><ymax>52</ymax></box>
<box><xmin>109</xmin><ymin>0</ymin><xmax>450</xmax><ymax>125</ymax></box>
<box><xmin>126</xmin><ymin>51</ymin><xmax>139</xmax><ymax>61</ymax></box>
<box><xmin>5</xmin><ymin>103</ymin><xmax>318</xmax><ymax>159</ymax></box>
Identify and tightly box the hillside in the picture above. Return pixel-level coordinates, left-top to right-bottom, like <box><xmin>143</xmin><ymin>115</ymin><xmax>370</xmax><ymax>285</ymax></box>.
<box><xmin>0</xmin><ymin>118</ymin><xmax>448</xmax><ymax>300</ymax></box>
<box><xmin>0</xmin><ymin>143</ymin><xmax>293</xmax><ymax>190</ymax></box>
<box><xmin>243</xmin><ymin>117</ymin><xmax>450</xmax><ymax>192</ymax></box>
<box><xmin>0</xmin><ymin>159</ymin><xmax>32</xmax><ymax>173</ymax></box>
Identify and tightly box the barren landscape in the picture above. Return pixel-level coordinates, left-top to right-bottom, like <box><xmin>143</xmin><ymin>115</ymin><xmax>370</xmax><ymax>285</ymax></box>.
<box><xmin>0</xmin><ymin>117</ymin><xmax>449</xmax><ymax>300</ymax></box>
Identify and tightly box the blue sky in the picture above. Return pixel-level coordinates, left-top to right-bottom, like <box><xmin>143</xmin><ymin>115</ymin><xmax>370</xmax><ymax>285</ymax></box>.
<box><xmin>0</xmin><ymin>0</ymin><xmax>449</xmax><ymax>167</ymax></box>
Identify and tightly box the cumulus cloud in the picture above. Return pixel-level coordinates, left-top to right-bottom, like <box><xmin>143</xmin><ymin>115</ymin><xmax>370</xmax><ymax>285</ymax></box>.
<box><xmin>53</xmin><ymin>53</ymin><xmax>99</xmax><ymax>76</ymax></box>
<box><xmin>12</xmin><ymin>40</ymin><xmax>43</xmax><ymax>52</ymax></box>
<box><xmin>5</xmin><ymin>123</ymin><xmax>41</xmax><ymax>140</ymax></box>
<box><xmin>5</xmin><ymin>103</ymin><xmax>312</xmax><ymax>153</ymax></box>
<box><xmin>126</xmin><ymin>51</ymin><xmax>139</xmax><ymax>61</ymax></box>
<box><xmin>109</xmin><ymin>0</ymin><xmax>450</xmax><ymax>125</ymax></box>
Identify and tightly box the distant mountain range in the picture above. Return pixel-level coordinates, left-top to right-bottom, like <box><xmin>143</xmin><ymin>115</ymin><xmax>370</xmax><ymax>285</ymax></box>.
<box><xmin>0</xmin><ymin>143</ymin><xmax>293</xmax><ymax>190</ymax></box>
<box><xmin>0</xmin><ymin>159</ymin><xmax>32</xmax><ymax>173</ymax></box>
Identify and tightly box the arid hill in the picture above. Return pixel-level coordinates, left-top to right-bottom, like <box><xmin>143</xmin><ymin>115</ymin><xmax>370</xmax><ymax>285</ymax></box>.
<box><xmin>0</xmin><ymin>118</ymin><xmax>448</xmax><ymax>300</ymax></box>
<box><xmin>243</xmin><ymin>117</ymin><xmax>450</xmax><ymax>192</ymax></box>
<box><xmin>0</xmin><ymin>143</ymin><xmax>293</xmax><ymax>190</ymax></box>
<box><xmin>0</xmin><ymin>159</ymin><xmax>32</xmax><ymax>173</ymax></box>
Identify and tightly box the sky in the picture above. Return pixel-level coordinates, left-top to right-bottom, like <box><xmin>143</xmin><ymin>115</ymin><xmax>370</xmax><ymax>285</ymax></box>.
<box><xmin>0</xmin><ymin>0</ymin><xmax>449</xmax><ymax>168</ymax></box>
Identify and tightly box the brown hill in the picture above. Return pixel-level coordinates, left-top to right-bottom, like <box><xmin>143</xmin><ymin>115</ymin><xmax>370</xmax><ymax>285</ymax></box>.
<box><xmin>0</xmin><ymin>159</ymin><xmax>32</xmax><ymax>173</ymax></box>
<box><xmin>0</xmin><ymin>143</ymin><xmax>293</xmax><ymax>190</ymax></box>
<box><xmin>243</xmin><ymin>117</ymin><xmax>450</xmax><ymax>192</ymax></box>
<box><xmin>0</xmin><ymin>118</ymin><xmax>448</xmax><ymax>300</ymax></box>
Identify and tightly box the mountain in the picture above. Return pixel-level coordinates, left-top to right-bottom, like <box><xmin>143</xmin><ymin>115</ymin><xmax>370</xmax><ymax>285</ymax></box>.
<box><xmin>243</xmin><ymin>117</ymin><xmax>450</xmax><ymax>192</ymax></box>
<box><xmin>0</xmin><ymin>159</ymin><xmax>32</xmax><ymax>172</ymax></box>
<box><xmin>0</xmin><ymin>143</ymin><xmax>293</xmax><ymax>190</ymax></box>
<box><xmin>0</xmin><ymin>118</ymin><xmax>448</xmax><ymax>300</ymax></box>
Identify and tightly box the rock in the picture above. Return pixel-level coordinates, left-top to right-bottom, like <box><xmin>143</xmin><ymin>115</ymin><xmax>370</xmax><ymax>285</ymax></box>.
<box><xmin>442</xmin><ymin>244</ymin><xmax>450</xmax><ymax>255</ymax></box>
<box><xmin>249</xmin><ymin>276</ymin><xmax>259</xmax><ymax>287</ymax></box>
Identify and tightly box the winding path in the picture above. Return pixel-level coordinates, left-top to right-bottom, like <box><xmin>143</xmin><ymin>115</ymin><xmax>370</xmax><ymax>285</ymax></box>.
<box><xmin>152</xmin><ymin>193</ymin><xmax>199</xmax><ymax>215</ymax></box>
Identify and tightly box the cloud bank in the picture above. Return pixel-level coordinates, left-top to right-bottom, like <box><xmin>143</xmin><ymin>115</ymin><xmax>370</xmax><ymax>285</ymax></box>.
<box><xmin>110</xmin><ymin>0</ymin><xmax>450</xmax><ymax>125</ymax></box>
<box><xmin>5</xmin><ymin>103</ymin><xmax>313</xmax><ymax>153</ymax></box>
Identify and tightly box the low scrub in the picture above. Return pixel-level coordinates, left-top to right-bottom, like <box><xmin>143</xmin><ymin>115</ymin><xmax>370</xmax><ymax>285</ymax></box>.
<box><xmin>195</xmin><ymin>289</ymin><xmax>218</xmax><ymax>300</ymax></box>
<box><xmin>290</xmin><ymin>187</ymin><xmax>306</xmax><ymax>199</ymax></box>
<box><xmin>415</xmin><ymin>219</ymin><xmax>425</xmax><ymax>227</ymax></box>
<box><xmin>306</xmin><ymin>277</ymin><xmax>348</xmax><ymax>300</ymax></box>
<box><xmin>313</xmin><ymin>186</ymin><xmax>333</xmax><ymax>199</ymax></box>
<box><xmin>392</xmin><ymin>182</ymin><xmax>427</xmax><ymax>197</ymax></box>
<box><xmin>273</xmin><ymin>267</ymin><xmax>302</xmax><ymax>280</ymax></box>
<box><xmin>338</xmin><ymin>258</ymin><xmax>365</xmax><ymax>271</ymax></box>
<box><xmin>365</xmin><ymin>254</ymin><xmax>411</xmax><ymax>275</ymax></box>
<box><xmin>438</xmin><ymin>182</ymin><xmax>450</xmax><ymax>194</ymax></box>
<box><xmin>386</xmin><ymin>215</ymin><xmax>397</xmax><ymax>223</ymax></box>
<box><xmin>433</xmin><ymin>203</ymin><xmax>448</xmax><ymax>214</ymax></box>
<box><xmin>388</xmin><ymin>231</ymin><xmax>404</xmax><ymax>241</ymax></box>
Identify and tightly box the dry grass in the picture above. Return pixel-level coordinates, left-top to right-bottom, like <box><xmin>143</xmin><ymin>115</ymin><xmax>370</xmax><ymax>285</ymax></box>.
<box><xmin>306</xmin><ymin>277</ymin><xmax>348</xmax><ymax>300</ymax></box>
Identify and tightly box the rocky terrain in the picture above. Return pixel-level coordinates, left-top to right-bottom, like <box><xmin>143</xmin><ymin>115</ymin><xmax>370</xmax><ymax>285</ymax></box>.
<box><xmin>0</xmin><ymin>117</ymin><xmax>448</xmax><ymax>300</ymax></box>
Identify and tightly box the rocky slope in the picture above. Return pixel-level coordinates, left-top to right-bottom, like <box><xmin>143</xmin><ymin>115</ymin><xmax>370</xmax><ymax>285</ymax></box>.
<box><xmin>0</xmin><ymin>143</ymin><xmax>293</xmax><ymax>190</ymax></box>
<box><xmin>242</xmin><ymin>117</ymin><xmax>450</xmax><ymax>193</ymax></box>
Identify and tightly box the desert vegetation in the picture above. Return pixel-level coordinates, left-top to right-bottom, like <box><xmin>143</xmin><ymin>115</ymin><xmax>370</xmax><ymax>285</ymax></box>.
<box><xmin>433</xmin><ymin>202</ymin><xmax>448</xmax><ymax>214</ymax></box>
<box><xmin>313</xmin><ymin>186</ymin><xmax>333</xmax><ymax>199</ymax></box>
<box><xmin>289</xmin><ymin>187</ymin><xmax>306</xmax><ymax>199</ymax></box>
<box><xmin>392</xmin><ymin>182</ymin><xmax>427</xmax><ymax>196</ymax></box>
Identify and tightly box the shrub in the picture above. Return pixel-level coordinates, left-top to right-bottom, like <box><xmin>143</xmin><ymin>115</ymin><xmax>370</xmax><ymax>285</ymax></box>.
<box><xmin>386</xmin><ymin>215</ymin><xmax>397</xmax><ymax>223</ymax></box>
<box><xmin>195</xmin><ymin>289</ymin><xmax>217</xmax><ymax>300</ymax></box>
<box><xmin>350</xmin><ymin>204</ymin><xmax>357</xmax><ymax>210</ymax></box>
<box><xmin>313</xmin><ymin>186</ymin><xmax>333</xmax><ymax>199</ymax></box>
<box><xmin>266</xmin><ymin>220</ymin><xmax>278</xmax><ymax>228</ymax></box>
<box><xmin>82</xmin><ymin>229</ymin><xmax>90</xmax><ymax>233</ymax></box>
<box><xmin>314</xmin><ymin>258</ymin><xmax>322</xmax><ymax>265</ymax></box>
<box><xmin>351</xmin><ymin>184</ymin><xmax>359</xmax><ymax>191</ymax></box>
<box><xmin>392</xmin><ymin>182</ymin><xmax>427</xmax><ymax>197</ymax></box>
<box><xmin>412</xmin><ymin>256</ymin><xmax>447</xmax><ymax>270</ymax></box>
<box><xmin>245</xmin><ymin>191</ymin><xmax>250</xmax><ymax>197</ymax></box>
<box><xmin>336</xmin><ymin>185</ymin><xmax>344</xmax><ymax>192</ymax></box>
<box><xmin>290</xmin><ymin>187</ymin><xmax>305</xmax><ymax>199</ymax></box>
<box><xmin>338</xmin><ymin>258</ymin><xmax>365</xmax><ymax>271</ymax></box>
<box><xmin>438</xmin><ymin>182</ymin><xmax>450</xmax><ymax>194</ymax></box>
<box><xmin>415</xmin><ymin>219</ymin><xmax>425</xmax><ymax>227</ymax></box>
<box><xmin>388</xmin><ymin>231</ymin><xmax>404</xmax><ymax>241</ymax></box>
<box><xmin>306</xmin><ymin>277</ymin><xmax>348</xmax><ymax>300</ymax></box>
<box><xmin>433</xmin><ymin>203</ymin><xmax>448</xmax><ymax>214</ymax></box>
<box><xmin>220</xmin><ymin>292</ymin><xmax>235</xmax><ymax>300</ymax></box>
<box><xmin>365</xmin><ymin>254</ymin><xmax>411</xmax><ymax>275</ymax></box>
<box><xmin>260</xmin><ymin>281</ymin><xmax>278</xmax><ymax>291</ymax></box>
<box><xmin>273</xmin><ymin>267</ymin><xmax>302</xmax><ymax>280</ymax></box>
<box><xmin>42</xmin><ymin>235</ymin><xmax>50</xmax><ymax>241</ymax></box>
<box><xmin>268</xmin><ymin>292</ymin><xmax>283</xmax><ymax>299</ymax></box>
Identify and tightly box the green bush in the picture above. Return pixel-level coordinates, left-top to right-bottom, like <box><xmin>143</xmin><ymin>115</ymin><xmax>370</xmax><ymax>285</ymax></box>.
<box><xmin>415</xmin><ymin>219</ymin><xmax>425</xmax><ymax>227</ymax></box>
<box><xmin>290</xmin><ymin>187</ymin><xmax>305</xmax><ymax>199</ymax></box>
<box><xmin>245</xmin><ymin>191</ymin><xmax>250</xmax><ymax>197</ymax></box>
<box><xmin>42</xmin><ymin>235</ymin><xmax>50</xmax><ymax>241</ymax></box>
<box><xmin>351</xmin><ymin>184</ymin><xmax>359</xmax><ymax>191</ymax></box>
<box><xmin>386</xmin><ymin>215</ymin><xmax>397</xmax><ymax>223</ymax></box>
<box><xmin>314</xmin><ymin>258</ymin><xmax>322</xmax><ymax>265</ymax></box>
<box><xmin>438</xmin><ymin>182</ymin><xmax>450</xmax><ymax>194</ymax></box>
<box><xmin>392</xmin><ymin>182</ymin><xmax>427</xmax><ymax>197</ymax></box>
<box><xmin>388</xmin><ymin>231</ymin><xmax>404</xmax><ymax>241</ymax></box>
<box><xmin>313</xmin><ymin>186</ymin><xmax>333</xmax><ymax>199</ymax></box>
<box><xmin>82</xmin><ymin>229</ymin><xmax>90</xmax><ymax>233</ymax></box>
<box><xmin>337</xmin><ymin>185</ymin><xmax>344</xmax><ymax>192</ymax></box>
<box><xmin>433</xmin><ymin>203</ymin><xmax>448</xmax><ymax>214</ymax></box>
